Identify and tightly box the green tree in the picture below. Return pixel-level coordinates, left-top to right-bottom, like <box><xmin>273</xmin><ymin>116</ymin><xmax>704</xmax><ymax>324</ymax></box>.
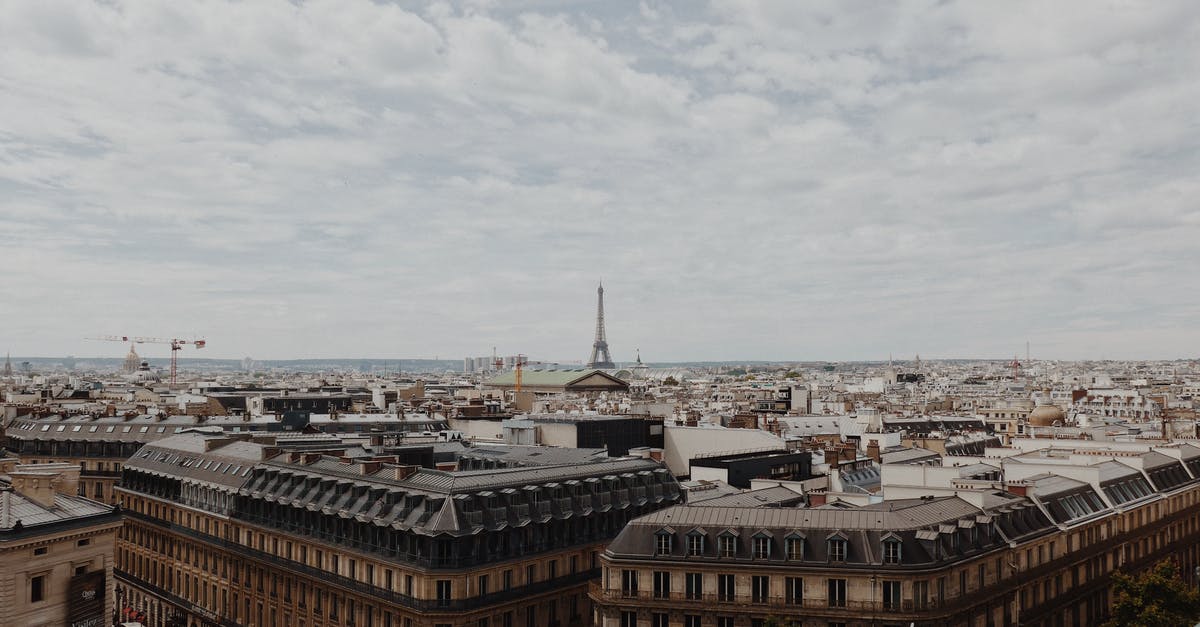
<box><xmin>1103</xmin><ymin>560</ymin><xmax>1200</xmax><ymax>627</ymax></box>
<box><xmin>661</xmin><ymin>376</ymin><xmax>679</xmax><ymax>386</ymax></box>
<box><xmin>784</xmin><ymin>371</ymin><xmax>801</xmax><ymax>379</ymax></box>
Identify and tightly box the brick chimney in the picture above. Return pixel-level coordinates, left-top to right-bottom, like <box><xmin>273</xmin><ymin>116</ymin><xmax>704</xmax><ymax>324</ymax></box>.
<box><xmin>866</xmin><ymin>439</ymin><xmax>882</xmax><ymax>463</ymax></box>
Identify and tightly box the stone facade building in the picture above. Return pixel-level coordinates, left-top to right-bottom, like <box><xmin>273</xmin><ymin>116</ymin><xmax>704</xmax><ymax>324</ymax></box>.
<box><xmin>0</xmin><ymin>459</ymin><xmax>121</xmax><ymax>627</ymax></box>
<box><xmin>593</xmin><ymin>442</ymin><xmax>1200</xmax><ymax>627</ymax></box>
<box><xmin>115</xmin><ymin>432</ymin><xmax>682</xmax><ymax>626</ymax></box>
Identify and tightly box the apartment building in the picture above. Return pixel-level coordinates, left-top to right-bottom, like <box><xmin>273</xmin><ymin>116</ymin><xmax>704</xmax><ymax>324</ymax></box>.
<box><xmin>593</xmin><ymin>441</ymin><xmax>1200</xmax><ymax>627</ymax></box>
<box><xmin>115</xmin><ymin>432</ymin><xmax>682</xmax><ymax>627</ymax></box>
<box><xmin>0</xmin><ymin>459</ymin><xmax>121</xmax><ymax>627</ymax></box>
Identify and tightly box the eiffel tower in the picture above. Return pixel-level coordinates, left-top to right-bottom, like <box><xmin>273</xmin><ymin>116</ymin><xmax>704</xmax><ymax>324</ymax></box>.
<box><xmin>587</xmin><ymin>283</ymin><xmax>615</xmax><ymax>369</ymax></box>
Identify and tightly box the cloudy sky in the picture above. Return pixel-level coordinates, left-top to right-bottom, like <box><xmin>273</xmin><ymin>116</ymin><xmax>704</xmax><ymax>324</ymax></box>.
<box><xmin>2</xmin><ymin>1</ymin><xmax>1198</xmax><ymax>362</ymax></box>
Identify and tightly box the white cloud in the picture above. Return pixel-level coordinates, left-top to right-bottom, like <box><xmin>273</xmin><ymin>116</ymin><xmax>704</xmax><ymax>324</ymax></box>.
<box><xmin>1</xmin><ymin>0</ymin><xmax>1198</xmax><ymax>362</ymax></box>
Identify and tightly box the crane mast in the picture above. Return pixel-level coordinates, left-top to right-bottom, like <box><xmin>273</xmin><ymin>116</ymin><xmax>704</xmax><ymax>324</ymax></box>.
<box><xmin>86</xmin><ymin>335</ymin><xmax>207</xmax><ymax>385</ymax></box>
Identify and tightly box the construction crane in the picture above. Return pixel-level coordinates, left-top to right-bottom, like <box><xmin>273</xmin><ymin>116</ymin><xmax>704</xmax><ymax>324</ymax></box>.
<box><xmin>86</xmin><ymin>335</ymin><xmax>206</xmax><ymax>385</ymax></box>
<box><xmin>514</xmin><ymin>355</ymin><xmax>527</xmax><ymax>392</ymax></box>
<box><xmin>512</xmin><ymin>356</ymin><xmax>561</xmax><ymax>393</ymax></box>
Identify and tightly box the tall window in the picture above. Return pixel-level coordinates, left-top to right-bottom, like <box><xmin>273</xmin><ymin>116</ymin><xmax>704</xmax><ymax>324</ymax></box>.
<box><xmin>753</xmin><ymin>536</ymin><xmax>771</xmax><ymax>559</ymax></box>
<box><xmin>656</xmin><ymin>533</ymin><xmax>673</xmax><ymax>556</ymax></box>
<box><xmin>621</xmin><ymin>570</ymin><xmax>639</xmax><ymax>597</ymax></box>
<box><xmin>685</xmin><ymin>572</ymin><xmax>703</xmax><ymax>600</ymax></box>
<box><xmin>882</xmin><ymin>580</ymin><xmax>901</xmax><ymax>610</ymax></box>
<box><xmin>30</xmin><ymin>574</ymin><xmax>46</xmax><ymax>603</ymax></box>
<box><xmin>883</xmin><ymin>539</ymin><xmax>902</xmax><ymax>564</ymax></box>
<box><xmin>829</xmin><ymin>538</ymin><xmax>847</xmax><ymax>562</ymax></box>
<box><xmin>785</xmin><ymin>577</ymin><xmax>803</xmax><ymax>605</ymax></box>
<box><xmin>653</xmin><ymin>571</ymin><xmax>671</xmax><ymax>599</ymax></box>
<box><xmin>436</xmin><ymin>580</ymin><xmax>452</xmax><ymax>608</ymax></box>
<box><xmin>718</xmin><ymin>574</ymin><xmax>735</xmax><ymax>602</ymax></box>
<box><xmin>652</xmin><ymin>613</ymin><xmax>669</xmax><ymax>627</ymax></box>
<box><xmin>684</xmin><ymin>616</ymin><xmax>702</xmax><ymax>627</ymax></box>
<box><xmin>620</xmin><ymin>612</ymin><xmax>636</xmax><ymax>627</ymax></box>
<box><xmin>687</xmin><ymin>533</ymin><xmax>705</xmax><ymax>556</ymax></box>
<box><xmin>751</xmin><ymin>575</ymin><xmax>769</xmax><ymax>603</ymax></box>
<box><xmin>828</xmin><ymin>578</ymin><xmax>847</xmax><ymax>607</ymax></box>
<box><xmin>913</xmin><ymin>580</ymin><xmax>929</xmax><ymax>610</ymax></box>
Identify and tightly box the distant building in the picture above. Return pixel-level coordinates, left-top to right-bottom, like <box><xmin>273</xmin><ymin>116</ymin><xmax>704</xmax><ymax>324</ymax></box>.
<box><xmin>688</xmin><ymin>449</ymin><xmax>816</xmax><ymax>489</ymax></box>
<box><xmin>485</xmin><ymin>369</ymin><xmax>629</xmax><ymax>395</ymax></box>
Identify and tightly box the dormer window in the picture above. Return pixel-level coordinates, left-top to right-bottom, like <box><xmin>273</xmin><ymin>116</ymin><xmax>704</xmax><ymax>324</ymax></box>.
<box><xmin>655</xmin><ymin>529</ymin><xmax>674</xmax><ymax>556</ymax></box>
<box><xmin>882</xmin><ymin>536</ymin><xmax>902</xmax><ymax>565</ymax></box>
<box><xmin>752</xmin><ymin>534</ymin><xmax>771</xmax><ymax>559</ymax></box>
<box><xmin>785</xmin><ymin>534</ymin><xmax>805</xmax><ymax>560</ymax></box>
<box><xmin>827</xmin><ymin>535</ymin><xmax>847</xmax><ymax>562</ymax></box>
<box><xmin>718</xmin><ymin>533</ymin><xmax>738</xmax><ymax>558</ymax></box>
<box><xmin>687</xmin><ymin>531</ymin><xmax>705</xmax><ymax>556</ymax></box>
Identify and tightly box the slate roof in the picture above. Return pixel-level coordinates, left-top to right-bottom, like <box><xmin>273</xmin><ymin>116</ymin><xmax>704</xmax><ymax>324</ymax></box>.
<box><xmin>0</xmin><ymin>484</ymin><xmax>116</xmax><ymax>530</ymax></box>
<box><xmin>689</xmin><ymin>486</ymin><xmax>805</xmax><ymax>508</ymax></box>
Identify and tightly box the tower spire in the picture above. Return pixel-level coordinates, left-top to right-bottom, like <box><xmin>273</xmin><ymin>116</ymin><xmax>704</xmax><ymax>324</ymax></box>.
<box><xmin>3</xmin><ymin>352</ymin><xmax>11</xmax><ymax>378</ymax></box>
<box><xmin>587</xmin><ymin>282</ymin><xmax>615</xmax><ymax>369</ymax></box>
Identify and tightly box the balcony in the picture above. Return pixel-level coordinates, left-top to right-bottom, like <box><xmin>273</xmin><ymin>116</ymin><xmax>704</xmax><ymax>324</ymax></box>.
<box><xmin>590</xmin><ymin>586</ymin><xmax>905</xmax><ymax>614</ymax></box>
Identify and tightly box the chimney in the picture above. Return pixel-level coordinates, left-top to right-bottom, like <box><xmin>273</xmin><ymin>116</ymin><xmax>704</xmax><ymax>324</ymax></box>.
<box><xmin>10</xmin><ymin>463</ymin><xmax>80</xmax><ymax>508</ymax></box>
<box><xmin>1005</xmin><ymin>481</ymin><xmax>1030</xmax><ymax>497</ymax></box>
<box><xmin>866</xmin><ymin>440</ymin><xmax>881</xmax><ymax>463</ymax></box>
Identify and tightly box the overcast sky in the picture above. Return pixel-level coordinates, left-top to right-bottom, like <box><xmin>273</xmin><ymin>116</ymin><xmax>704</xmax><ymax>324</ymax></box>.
<box><xmin>2</xmin><ymin>1</ymin><xmax>1199</xmax><ymax>363</ymax></box>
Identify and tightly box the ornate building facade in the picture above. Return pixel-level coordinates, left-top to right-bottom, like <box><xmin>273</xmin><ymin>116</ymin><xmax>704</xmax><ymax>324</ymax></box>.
<box><xmin>592</xmin><ymin>443</ymin><xmax>1200</xmax><ymax>627</ymax></box>
<box><xmin>115</xmin><ymin>432</ymin><xmax>682</xmax><ymax>626</ymax></box>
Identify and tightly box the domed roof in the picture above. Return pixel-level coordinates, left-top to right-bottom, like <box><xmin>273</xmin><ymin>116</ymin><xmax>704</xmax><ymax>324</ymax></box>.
<box><xmin>1028</xmin><ymin>404</ymin><xmax>1065</xmax><ymax>427</ymax></box>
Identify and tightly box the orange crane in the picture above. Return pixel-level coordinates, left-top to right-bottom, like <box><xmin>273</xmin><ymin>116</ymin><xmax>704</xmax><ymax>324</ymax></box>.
<box><xmin>86</xmin><ymin>335</ymin><xmax>206</xmax><ymax>385</ymax></box>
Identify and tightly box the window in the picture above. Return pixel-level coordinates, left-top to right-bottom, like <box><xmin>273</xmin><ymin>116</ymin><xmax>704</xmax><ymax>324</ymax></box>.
<box><xmin>653</xmin><ymin>571</ymin><xmax>671</xmax><ymax>599</ymax></box>
<box><xmin>913</xmin><ymin>580</ymin><xmax>929</xmax><ymax>610</ymax></box>
<box><xmin>685</xmin><ymin>572</ymin><xmax>703</xmax><ymax>600</ymax></box>
<box><xmin>718</xmin><ymin>534</ymin><xmax>737</xmax><ymax>558</ymax></box>
<box><xmin>656</xmin><ymin>532</ymin><xmax>673</xmax><ymax>555</ymax></box>
<box><xmin>620</xmin><ymin>612</ymin><xmax>637</xmax><ymax>627</ymax></box>
<box><xmin>684</xmin><ymin>616</ymin><xmax>702</xmax><ymax>627</ymax></box>
<box><xmin>653</xmin><ymin>613</ymin><xmax>669</xmax><ymax>627</ymax></box>
<box><xmin>436</xmin><ymin>580</ymin><xmax>452</xmax><ymax>607</ymax></box>
<box><xmin>751</xmin><ymin>575</ymin><xmax>769</xmax><ymax>603</ymax></box>
<box><xmin>786</xmin><ymin>577</ymin><xmax>803</xmax><ymax>605</ymax></box>
<box><xmin>786</xmin><ymin>536</ymin><xmax>804</xmax><ymax>560</ymax></box>
<box><xmin>718</xmin><ymin>619</ymin><xmax>735</xmax><ymax>627</ymax></box>
<box><xmin>882</xmin><ymin>580</ymin><xmax>901</xmax><ymax>610</ymax></box>
<box><xmin>687</xmin><ymin>533</ymin><xmax>705</xmax><ymax>556</ymax></box>
<box><xmin>77</xmin><ymin>538</ymin><xmax>90</xmax><ymax>547</ymax></box>
<box><xmin>478</xmin><ymin>574</ymin><xmax>489</xmax><ymax>596</ymax></box>
<box><xmin>33</xmin><ymin>547</ymin><xmax>47</xmax><ymax>556</ymax></box>
<box><xmin>718</xmin><ymin>574</ymin><xmax>735</xmax><ymax>602</ymax></box>
<box><xmin>828</xmin><ymin>578</ymin><xmax>847</xmax><ymax>607</ymax></box>
<box><xmin>621</xmin><ymin>570</ymin><xmax>639</xmax><ymax>597</ymax></box>
<box><xmin>753</xmin><ymin>536</ymin><xmax>771</xmax><ymax>559</ymax></box>
<box><xmin>30</xmin><ymin>574</ymin><xmax>46</xmax><ymax>603</ymax></box>
<box><xmin>883</xmin><ymin>539</ymin><xmax>901</xmax><ymax>564</ymax></box>
<box><xmin>828</xmin><ymin>538</ymin><xmax>846</xmax><ymax>562</ymax></box>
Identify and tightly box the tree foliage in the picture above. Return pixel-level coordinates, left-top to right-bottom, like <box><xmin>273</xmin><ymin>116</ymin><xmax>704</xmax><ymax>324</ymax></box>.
<box><xmin>1103</xmin><ymin>560</ymin><xmax>1200</xmax><ymax>627</ymax></box>
<box><xmin>661</xmin><ymin>376</ymin><xmax>679</xmax><ymax>386</ymax></box>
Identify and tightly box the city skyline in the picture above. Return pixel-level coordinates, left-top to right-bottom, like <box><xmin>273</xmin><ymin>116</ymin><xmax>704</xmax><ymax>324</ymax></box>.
<box><xmin>3</xmin><ymin>1</ymin><xmax>1199</xmax><ymax>361</ymax></box>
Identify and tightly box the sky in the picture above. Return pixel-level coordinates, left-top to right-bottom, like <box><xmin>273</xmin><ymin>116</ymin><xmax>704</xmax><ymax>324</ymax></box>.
<box><xmin>2</xmin><ymin>1</ymin><xmax>1199</xmax><ymax>363</ymax></box>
